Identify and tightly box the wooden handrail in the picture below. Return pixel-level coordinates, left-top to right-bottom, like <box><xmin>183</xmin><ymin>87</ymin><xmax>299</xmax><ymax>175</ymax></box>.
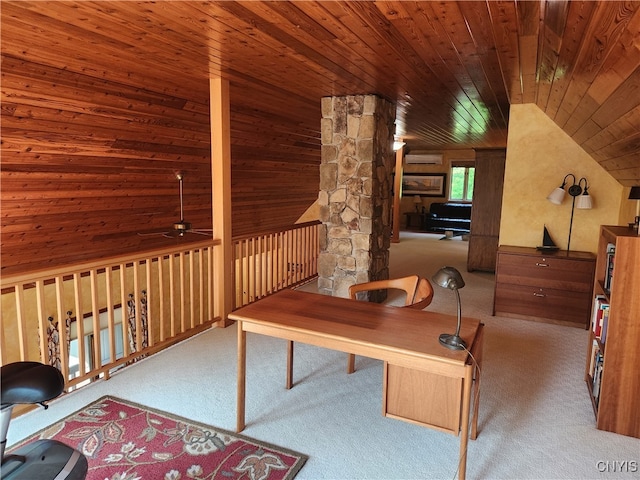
<box><xmin>0</xmin><ymin>239</ymin><xmax>221</xmax><ymax>288</ymax></box>
<box><xmin>231</xmin><ymin>221</ymin><xmax>320</xmax><ymax>242</ymax></box>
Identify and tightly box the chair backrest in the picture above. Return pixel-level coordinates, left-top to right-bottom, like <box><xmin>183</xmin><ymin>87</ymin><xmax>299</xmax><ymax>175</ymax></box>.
<box><xmin>406</xmin><ymin>277</ymin><xmax>434</xmax><ymax>310</ymax></box>
<box><xmin>348</xmin><ymin>274</ymin><xmax>433</xmax><ymax>309</ymax></box>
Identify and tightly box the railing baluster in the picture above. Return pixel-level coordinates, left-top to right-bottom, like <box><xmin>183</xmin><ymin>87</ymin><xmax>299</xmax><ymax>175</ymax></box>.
<box><xmin>169</xmin><ymin>254</ymin><xmax>176</xmax><ymax>338</ymax></box>
<box><xmin>255</xmin><ymin>237</ymin><xmax>262</xmax><ymax>300</ymax></box>
<box><xmin>36</xmin><ymin>280</ymin><xmax>48</xmax><ymax>365</ymax></box>
<box><xmin>89</xmin><ymin>269</ymin><xmax>102</xmax><ymax>378</ymax></box>
<box><xmin>55</xmin><ymin>278</ymin><xmax>69</xmax><ymax>382</ymax></box>
<box><xmin>249</xmin><ymin>238</ymin><xmax>255</xmax><ymax>303</ymax></box>
<box><xmin>261</xmin><ymin>235</ymin><xmax>267</xmax><ymax>298</ymax></box>
<box><xmin>189</xmin><ymin>250</ymin><xmax>196</xmax><ymax>328</ymax></box>
<box><xmin>198</xmin><ymin>248</ymin><xmax>204</xmax><ymax>325</ymax></box>
<box><xmin>256</xmin><ymin>237</ymin><xmax>261</xmax><ymax>299</ymax></box>
<box><xmin>119</xmin><ymin>263</ymin><xmax>130</xmax><ymax>359</ymax></box>
<box><xmin>267</xmin><ymin>234</ymin><xmax>274</xmax><ymax>295</ymax></box>
<box><xmin>158</xmin><ymin>255</ymin><xmax>166</xmax><ymax>342</ymax></box>
<box><xmin>277</xmin><ymin>232</ymin><xmax>283</xmax><ymax>289</ymax></box>
<box><xmin>15</xmin><ymin>286</ymin><xmax>27</xmax><ymax>361</ymax></box>
<box><xmin>73</xmin><ymin>273</ymin><xmax>86</xmax><ymax>378</ymax></box>
<box><xmin>133</xmin><ymin>263</ymin><xmax>142</xmax><ymax>354</ymax></box>
<box><xmin>180</xmin><ymin>252</ymin><xmax>187</xmax><ymax>332</ymax></box>
<box><xmin>145</xmin><ymin>257</ymin><xmax>153</xmax><ymax>347</ymax></box>
<box><xmin>104</xmin><ymin>268</ymin><xmax>116</xmax><ymax>369</ymax></box>
<box><xmin>308</xmin><ymin>226</ymin><xmax>312</xmax><ymax>276</ymax></box>
<box><xmin>283</xmin><ymin>230</ymin><xmax>290</xmax><ymax>288</ymax></box>
<box><xmin>296</xmin><ymin>228</ymin><xmax>302</xmax><ymax>283</ymax></box>
<box><xmin>241</xmin><ymin>239</ymin><xmax>247</xmax><ymax>305</ymax></box>
<box><xmin>207</xmin><ymin>247</ymin><xmax>214</xmax><ymax>319</ymax></box>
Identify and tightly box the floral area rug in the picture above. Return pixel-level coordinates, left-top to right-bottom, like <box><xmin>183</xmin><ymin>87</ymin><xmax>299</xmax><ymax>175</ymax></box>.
<box><xmin>11</xmin><ymin>396</ymin><xmax>307</xmax><ymax>480</ymax></box>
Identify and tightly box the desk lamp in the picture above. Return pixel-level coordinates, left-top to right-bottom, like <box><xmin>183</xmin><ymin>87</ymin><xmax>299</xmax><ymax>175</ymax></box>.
<box><xmin>432</xmin><ymin>266</ymin><xmax>466</xmax><ymax>350</ymax></box>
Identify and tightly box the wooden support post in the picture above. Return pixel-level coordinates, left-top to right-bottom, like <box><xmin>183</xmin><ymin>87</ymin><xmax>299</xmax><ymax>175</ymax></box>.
<box><xmin>392</xmin><ymin>144</ymin><xmax>405</xmax><ymax>243</ymax></box>
<box><xmin>210</xmin><ymin>77</ymin><xmax>234</xmax><ymax>327</ymax></box>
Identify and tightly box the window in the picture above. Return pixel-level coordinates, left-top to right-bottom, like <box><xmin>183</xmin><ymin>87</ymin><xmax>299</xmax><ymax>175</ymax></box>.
<box><xmin>449</xmin><ymin>165</ymin><xmax>475</xmax><ymax>201</ymax></box>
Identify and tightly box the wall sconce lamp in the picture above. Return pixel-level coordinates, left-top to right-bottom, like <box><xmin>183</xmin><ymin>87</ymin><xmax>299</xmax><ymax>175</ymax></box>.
<box><xmin>431</xmin><ymin>266</ymin><xmax>466</xmax><ymax>350</ymax></box>
<box><xmin>546</xmin><ymin>174</ymin><xmax>593</xmax><ymax>251</ymax></box>
<box><xmin>413</xmin><ymin>195</ymin><xmax>422</xmax><ymax>212</ymax></box>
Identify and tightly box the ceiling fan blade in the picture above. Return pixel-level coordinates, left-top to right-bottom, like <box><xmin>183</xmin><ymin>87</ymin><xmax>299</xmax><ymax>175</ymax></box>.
<box><xmin>138</xmin><ymin>231</ymin><xmax>171</xmax><ymax>237</ymax></box>
<box><xmin>188</xmin><ymin>230</ymin><xmax>213</xmax><ymax>236</ymax></box>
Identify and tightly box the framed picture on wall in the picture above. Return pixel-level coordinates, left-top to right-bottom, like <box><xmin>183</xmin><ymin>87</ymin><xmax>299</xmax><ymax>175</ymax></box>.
<box><xmin>402</xmin><ymin>173</ymin><xmax>446</xmax><ymax>197</ymax></box>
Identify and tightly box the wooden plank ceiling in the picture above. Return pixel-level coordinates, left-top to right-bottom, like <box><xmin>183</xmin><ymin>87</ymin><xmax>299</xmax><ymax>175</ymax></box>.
<box><xmin>1</xmin><ymin>1</ymin><xmax>639</xmax><ymax>274</ymax></box>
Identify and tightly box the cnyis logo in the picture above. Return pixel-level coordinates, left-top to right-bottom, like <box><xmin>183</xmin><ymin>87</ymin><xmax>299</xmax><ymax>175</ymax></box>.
<box><xmin>596</xmin><ymin>461</ymin><xmax>638</xmax><ymax>473</ymax></box>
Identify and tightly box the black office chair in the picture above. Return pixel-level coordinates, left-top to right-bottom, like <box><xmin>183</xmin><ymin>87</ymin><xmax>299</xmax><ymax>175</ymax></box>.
<box><xmin>1</xmin><ymin>361</ymin><xmax>88</xmax><ymax>480</ymax></box>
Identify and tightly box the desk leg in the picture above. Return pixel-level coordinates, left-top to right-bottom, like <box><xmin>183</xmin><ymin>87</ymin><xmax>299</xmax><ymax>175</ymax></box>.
<box><xmin>286</xmin><ymin>340</ymin><xmax>294</xmax><ymax>390</ymax></box>
<box><xmin>458</xmin><ymin>364</ymin><xmax>473</xmax><ymax>480</ymax></box>
<box><xmin>471</xmin><ymin>323</ymin><xmax>484</xmax><ymax>441</ymax></box>
<box><xmin>237</xmin><ymin>322</ymin><xmax>246</xmax><ymax>432</ymax></box>
<box><xmin>471</xmin><ymin>361</ymin><xmax>481</xmax><ymax>440</ymax></box>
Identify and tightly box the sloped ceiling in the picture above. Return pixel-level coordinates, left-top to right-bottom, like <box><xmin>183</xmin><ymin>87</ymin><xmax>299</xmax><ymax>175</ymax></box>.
<box><xmin>2</xmin><ymin>1</ymin><xmax>639</xmax><ymax>185</ymax></box>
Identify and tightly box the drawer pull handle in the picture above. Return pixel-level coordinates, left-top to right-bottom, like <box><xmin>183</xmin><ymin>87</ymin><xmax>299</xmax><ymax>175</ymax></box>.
<box><xmin>535</xmin><ymin>262</ymin><xmax>549</xmax><ymax>267</ymax></box>
<box><xmin>533</xmin><ymin>292</ymin><xmax>545</xmax><ymax>297</ymax></box>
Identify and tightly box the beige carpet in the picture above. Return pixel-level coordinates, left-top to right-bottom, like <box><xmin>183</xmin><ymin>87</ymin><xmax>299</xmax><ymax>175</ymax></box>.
<box><xmin>8</xmin><ymin>232</ymin><xmax>639</xmax><ymax>479</ymax></box>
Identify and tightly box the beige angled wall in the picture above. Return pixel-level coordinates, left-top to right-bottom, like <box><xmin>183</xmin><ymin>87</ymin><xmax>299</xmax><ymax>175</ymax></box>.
<box><xmin>500</xmin><ymin>104</ymin><xmax>624</xmax><ymax>254</ymax></box>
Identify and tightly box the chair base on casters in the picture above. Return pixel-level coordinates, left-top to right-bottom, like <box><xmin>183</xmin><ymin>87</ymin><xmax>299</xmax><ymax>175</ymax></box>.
<box><xmin>2</xmin><ymin>439</ymin><xmax>88</xmax><ymax>480</ymax></box>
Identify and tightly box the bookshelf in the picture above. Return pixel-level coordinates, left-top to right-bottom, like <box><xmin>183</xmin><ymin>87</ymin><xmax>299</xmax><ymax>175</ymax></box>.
<box><xmin>584</xmin><ymin>225</ymin><xmax>640</xmax><ymax>438</ymax></box>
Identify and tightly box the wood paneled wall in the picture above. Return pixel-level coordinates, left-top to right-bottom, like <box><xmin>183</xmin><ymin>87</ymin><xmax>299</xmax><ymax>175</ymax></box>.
<box><xmin>229</xmin><ymin>79</ymin><xmax>320</xmax><ymax>237</ymax></box>
<box><xmin>1</xmin><ymin>56</ymin><xmax>212</xmax><ymax>275</ymax></box>
<box><xmin>1</xmin><ymin>57</ymin><xmax>321</xmax><ymax>276</ymax></box>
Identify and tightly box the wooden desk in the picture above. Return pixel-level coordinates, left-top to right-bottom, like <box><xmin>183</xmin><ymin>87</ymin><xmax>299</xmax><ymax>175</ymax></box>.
<box><xmin>230</xmin><ymin>289</ymin><xmax>483</xmax><ymax>480</ymax></box>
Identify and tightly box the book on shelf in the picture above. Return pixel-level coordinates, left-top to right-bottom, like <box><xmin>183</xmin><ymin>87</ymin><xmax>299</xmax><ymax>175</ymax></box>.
<box><xmin>600</xmin><ymin>308</ymin><xmax>609</xmax><ymax>344</ymax></box>
<box><xmin>591</xmin><ymin>295</ymin><xmax>609</xmax><ymax>341</ymax></box>
<box><xmin>592</xmin><ymin>350</ymin><xmax>604</xmax><ymax>406</ymax></box>
<box><xmin>588</xmin><ymin>339</ymin><xmax>599</xmax><ymax>378</ymax></box>
<box><xmin>603</xmin><ymin>243</ymin><xmax>616</xmax><ymax>292</ymax></box>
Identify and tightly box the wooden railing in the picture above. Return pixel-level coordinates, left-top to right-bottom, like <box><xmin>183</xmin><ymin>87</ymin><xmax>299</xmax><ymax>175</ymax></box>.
<box><xmin>0</xmin><ymin>239</ymin><xmax>221</xmax><ymax>391</ymax></box>
<box><xmin>232</xmin><ymin>221</ymin><xmax>320</xmax><ymax>309</ymax></box>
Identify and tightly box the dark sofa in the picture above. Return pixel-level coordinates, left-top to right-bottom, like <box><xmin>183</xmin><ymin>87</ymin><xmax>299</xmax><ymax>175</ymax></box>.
<box><xmin>424</xmin><ymin>202</ymin><xmax>472</xmax><ymax>234</ymax></box>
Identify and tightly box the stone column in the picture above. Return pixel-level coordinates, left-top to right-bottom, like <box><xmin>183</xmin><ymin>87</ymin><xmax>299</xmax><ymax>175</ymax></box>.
<box><xmin>318</xmin><ymin>95</ymin><xmax>396</xmax><ymax>300</ymax></box>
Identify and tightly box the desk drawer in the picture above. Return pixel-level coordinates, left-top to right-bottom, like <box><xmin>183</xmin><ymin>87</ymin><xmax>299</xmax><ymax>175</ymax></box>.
<box><xmin>383</xmin><ymin>364</ymin><xmax>461</xmax><ymax>435</ymax></box>
<box><xmin>496</xmin><ymin>253</ymin><xmax>594</xmax><ymax>292</ymax></box>
<box><xmin>494</xmin><ymin>283</ymin><xmax>592</xmax><ymax>325</ymax></box>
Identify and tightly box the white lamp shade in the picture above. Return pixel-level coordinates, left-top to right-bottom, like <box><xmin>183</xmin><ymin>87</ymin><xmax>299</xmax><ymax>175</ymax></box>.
<box><xmin>576</xmin><ymin>194</ymin><xmax>593</xmax><ymax>209</ymax></box>
<box><xmin>413</xmin><ymin>195</ymin><xmax>422</xmax><ymax>204</ymax></box>
<box><xmin>547</xmin><ymin>187</ymin><xmax>566</xmax><ymax>205</ymax></box>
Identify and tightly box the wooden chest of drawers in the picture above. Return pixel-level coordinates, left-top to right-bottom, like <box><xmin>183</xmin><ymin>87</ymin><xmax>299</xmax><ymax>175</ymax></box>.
<box><xmin>493</xmin><ymin>246</ymin><xmax>596</xmax><ymax>327</ymax></box>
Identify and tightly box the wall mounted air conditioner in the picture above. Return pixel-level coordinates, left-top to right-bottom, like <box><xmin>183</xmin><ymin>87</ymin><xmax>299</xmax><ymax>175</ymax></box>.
<box><xmin>404</xmin><ymin>153</ymin><xmax>443</xmax><ymax>165</ymax></box>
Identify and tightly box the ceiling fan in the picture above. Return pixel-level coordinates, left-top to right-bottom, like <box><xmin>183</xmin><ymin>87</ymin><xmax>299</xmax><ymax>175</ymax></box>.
<box><xmin>138</xmin><ymin>173</ymin><xmax>213</xmax><ymax>239</ymax></box>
